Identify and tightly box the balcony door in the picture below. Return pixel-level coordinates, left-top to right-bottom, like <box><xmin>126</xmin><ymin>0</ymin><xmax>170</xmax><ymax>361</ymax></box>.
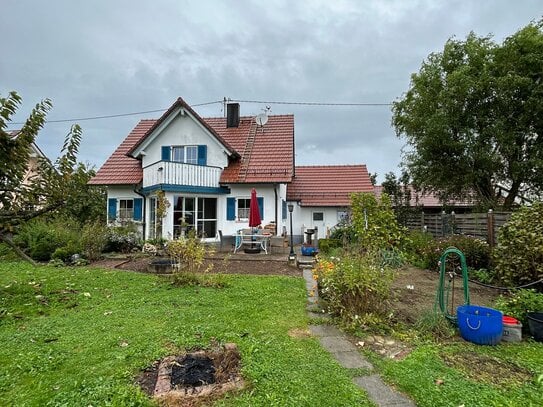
<box><xmin>173</xmin><ymin>196</ymin><xmax>217</xmax><ymax>239</ymax></box>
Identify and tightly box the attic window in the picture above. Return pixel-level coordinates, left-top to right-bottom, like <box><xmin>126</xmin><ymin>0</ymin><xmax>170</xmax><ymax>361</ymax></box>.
<box><xmin>172</xmin><ymin>146</ymin><xmax>198</xmax><ymax>164</ymax></box>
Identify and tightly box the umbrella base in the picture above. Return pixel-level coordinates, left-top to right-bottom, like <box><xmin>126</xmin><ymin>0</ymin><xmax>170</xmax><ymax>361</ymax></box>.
<box><xmin>244</xmin><ymin>246</ymin><xmax>261</xmax><ymax>254</ymax></box>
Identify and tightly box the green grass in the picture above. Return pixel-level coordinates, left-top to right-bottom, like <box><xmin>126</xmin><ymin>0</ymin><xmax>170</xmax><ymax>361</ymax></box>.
<box><xmin>368</xmin><ymin>340</ymin><xmax>543</xmax><ymax>407</ymax></box>
<box><xmin>0</xmin><ymin>261</ymin><xmax>371</xmax><ymax>406</ymax></box>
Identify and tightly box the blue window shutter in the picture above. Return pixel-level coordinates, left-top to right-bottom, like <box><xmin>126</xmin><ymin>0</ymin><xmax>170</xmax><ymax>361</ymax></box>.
<box><xmin>133</xmin><ymin>198</ymin><xmax>143</xmax><ymax>221</ymax></box>
<box><xmin>197</xmin><ymin>145</ymin><xmax>207</xmax><ymax>166</ymax></box>
<box><xmin>108</xmin><ymin>198</ymin><xmax>117</xmax><ymax>221</ymax></box>
<box><xmin>161</xmin><ymin>146</ymin><xmax>171</xmax><ymax>161</ymax></box>
<box><xmin>282</xmin><ymin>200</ymin><xmax>287</xmax><ymax>220</ymax></box>
<box><xmin>226</xmin><ymin>197</ymin><xmax>236</xmax><ymax>220</ymax></box>
<box><xmin>257</xmin><ymin>197</ymin><xmax>264</xmax><ymax>219</ymax></box>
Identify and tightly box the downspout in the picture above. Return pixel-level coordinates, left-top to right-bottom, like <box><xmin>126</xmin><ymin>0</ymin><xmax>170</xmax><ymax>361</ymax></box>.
<box><xmin>134</xmin><ymin>184</ymin><xmax>146</xmax><ymax>241</ymax></box>
<box><xmin>274</xmin><ymin>184</ymin><xmax>278</xmax><ymax>236</ymax></box>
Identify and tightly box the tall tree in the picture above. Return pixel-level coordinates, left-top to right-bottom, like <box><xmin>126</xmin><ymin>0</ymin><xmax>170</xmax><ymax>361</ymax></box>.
<box><xmin>0</xmin><ymin>91</ymin><xmax>82</xmax><ymax>262</ymax></box>
<box><xmin>392</xmin><ymin>21</ymin><xmax>543</xmax><ymax>209</ymax></box>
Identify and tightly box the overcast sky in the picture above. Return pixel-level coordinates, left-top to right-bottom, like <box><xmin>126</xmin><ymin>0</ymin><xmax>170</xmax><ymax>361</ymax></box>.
<box><xmin>2</xmin><ymin>1</ymin><xmax>541</xmax><ymax>182</ymax></box>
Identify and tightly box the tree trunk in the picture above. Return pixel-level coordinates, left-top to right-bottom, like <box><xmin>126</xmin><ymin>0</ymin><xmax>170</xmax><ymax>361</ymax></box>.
<box><xmin>0</xmin><ymin>234</ymin><xmax>37</xmax><ymax>266</ymax></box>
<box><xmin>503</xmin><ymin>179</ymin><xmax>521</xmax><ymax>210</ymax></box>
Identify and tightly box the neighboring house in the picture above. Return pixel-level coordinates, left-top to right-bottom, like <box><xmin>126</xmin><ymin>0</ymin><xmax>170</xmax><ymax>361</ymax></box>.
<box><xmin>89</xmin><ymin>97</ymin><xmax>373</xmax><ymax>242</ymax></box>
<box><xmin>374</xmin><ymin>185</ymin><xmax>476</xmax><ymax>214</ymax></box>
<box><xmin>8</xmin><ymin>130</ymin><xmax>47</xmax><ymax>188</ymax></box>
<box><xmin>287</xmin><ymin>165</ymin><xmax>374</xmax><ymax>239</ymax></box>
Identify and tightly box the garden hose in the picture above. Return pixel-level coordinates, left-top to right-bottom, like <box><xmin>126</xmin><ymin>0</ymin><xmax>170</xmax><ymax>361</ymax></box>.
<box><xmin>435</xmin><ymin>247</ymin><xmax>470</xmax><ymax>324</ymax></box>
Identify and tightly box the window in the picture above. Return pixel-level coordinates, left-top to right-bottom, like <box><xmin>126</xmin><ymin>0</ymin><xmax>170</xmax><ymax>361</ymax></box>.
<box><xmin>237</xmin><ymin>198</ymin><xmax>250</xmax><ymax>220</ymax></box>
<box><xmin>171</xmin><ymin>145</ymin><xmax>198</xmax><ymax>164</ymax></box>
<box><xmin>173</xmin><ymin>196</ymin><xmax>217</xmax><ymax>238</ymax></box>
<box><xmin>119</xmin><ymin>199</ymin><xmax>134</xmax><ymax>220</ymax></box>
<box><xmin>149</xmin><ymin>197</ymin><xmax>157</xmax><ymax>239</ymax></box>
<box><xmin>313</xmin><ymin>212</ymin><xmax>324</xmax><ymax>221</ymax></box>
<box><xmin>337</xmin><ymin>210</ymin><xmax>349</xmax><ymax>222</ymax></box>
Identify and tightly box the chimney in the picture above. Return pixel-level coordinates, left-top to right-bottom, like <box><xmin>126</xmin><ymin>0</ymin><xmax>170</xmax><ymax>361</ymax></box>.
<box><xmin>226</xmin><ymin>103</ymin><xmax>240</xmax><ymax>128</ymax></box>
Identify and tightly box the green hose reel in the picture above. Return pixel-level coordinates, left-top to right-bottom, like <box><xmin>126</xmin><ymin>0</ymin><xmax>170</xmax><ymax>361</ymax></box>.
<box><xmin>436</xmin><ymin>247</ymin><xmax>470</xmax><ymax>323</ymax></box>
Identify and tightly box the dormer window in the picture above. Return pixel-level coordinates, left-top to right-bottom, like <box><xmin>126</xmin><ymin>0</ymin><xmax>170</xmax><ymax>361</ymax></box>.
<box><xmin>172</xmin><ymin>145</ymin><xmax>198</xmax><ymax>164</ymax></box>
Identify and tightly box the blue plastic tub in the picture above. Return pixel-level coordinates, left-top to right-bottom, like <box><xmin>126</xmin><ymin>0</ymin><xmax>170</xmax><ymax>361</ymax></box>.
<box><xmin>457</xmin><ymin>305</ymin><xmax>503</xmax><ymax>345</ymax></box>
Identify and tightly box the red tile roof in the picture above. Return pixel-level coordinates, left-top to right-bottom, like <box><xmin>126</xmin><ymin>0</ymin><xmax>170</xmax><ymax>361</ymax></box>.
<box><xmin>89</xmin><ymin>101</ymin><xmax>294</xmax><ymax>185</ymax></box>
<box><xmin>287</xmin><ymin>165</ymin><xmax>373</xmax><ymax>206</ymax></box>
<box><xmin>374</xmin><ymin>185</ymin><xmax>476</xmax><ymax>207</ymax></box>
<box><xmin>88</xmin><ymin>120</ymin><xmax>155</xmax><ymax>185</ymax></box>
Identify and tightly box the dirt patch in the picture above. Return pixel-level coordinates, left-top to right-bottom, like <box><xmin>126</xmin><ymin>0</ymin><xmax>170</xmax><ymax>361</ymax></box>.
<box><xmin>97</xmin><ymin>255</ymin><xmax>301</xmax><ymax>277</ymax></box>
<box><xmin>441</xmin><ymin>351</ymin><xmax>533</xmax><ymax>387</ymax></box>
<box><xmin>136</xmin><ymin>343</ymin><xmax>244</xmax><ymax>407</ymax></box>
<box><xmin>390</xmin><ymin>266</ymin><xmax>501</xmax><ymax>325</ymax></box>
<box><xmin>288</xmin><ymin>328</ymin><xmax>312</xmax><ymax>339</ymax></box>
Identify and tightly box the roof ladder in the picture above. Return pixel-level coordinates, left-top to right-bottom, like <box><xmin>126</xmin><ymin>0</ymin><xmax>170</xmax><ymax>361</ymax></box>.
<box><xmin>239</xmin><ymin>122</ymin><xmax>258</xmax><ymax>181</ymax></box>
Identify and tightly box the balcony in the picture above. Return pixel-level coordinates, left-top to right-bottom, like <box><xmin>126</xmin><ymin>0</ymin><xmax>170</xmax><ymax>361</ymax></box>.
<box><xmin>143</xmin><ymin>161</ymin><xmax>223</xmax><ymax>190</ymax></box>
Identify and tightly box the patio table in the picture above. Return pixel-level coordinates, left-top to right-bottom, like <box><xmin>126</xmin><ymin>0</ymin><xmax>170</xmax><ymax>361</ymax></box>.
<box><xmin>233</xmin><ymin>230</ymin><xmax>271</xmax><ymax>254</ymax></box>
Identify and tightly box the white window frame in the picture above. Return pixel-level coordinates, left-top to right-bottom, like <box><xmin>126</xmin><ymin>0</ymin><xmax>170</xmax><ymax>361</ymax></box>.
<box><xmin>118</xmin><ymin>198</ymin><xmax>134</xmax><ymax>220</ymax></box>
<box><xmin>171</xmin><ymin>145</ymin><xmax>198</xmax><ymax>164</ymax></box>
<box><xmin>237</xmin><ymin>198</ymin><xmax>251</xmax><ymax>221</ymax></box>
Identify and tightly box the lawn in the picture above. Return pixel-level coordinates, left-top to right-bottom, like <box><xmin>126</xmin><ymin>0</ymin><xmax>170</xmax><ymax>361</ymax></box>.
<box><xmin>0</xmin><ymin>261</ymin><xmax>371</xmax><ymax>406</ymax></box>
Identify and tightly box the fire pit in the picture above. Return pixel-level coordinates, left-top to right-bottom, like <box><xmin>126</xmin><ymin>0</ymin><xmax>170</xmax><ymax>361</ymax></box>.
<box><xmin>137</xmin><ymin>343</ymin><xmax>245</xmax><ymax>406</ymax></box>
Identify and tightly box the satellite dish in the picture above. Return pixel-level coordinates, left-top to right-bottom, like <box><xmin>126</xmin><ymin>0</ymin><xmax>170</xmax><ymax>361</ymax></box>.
<box><xmin>255</xmin><ymin>113</ymin><xmax>268</xmax><ymax>126</ymax></box>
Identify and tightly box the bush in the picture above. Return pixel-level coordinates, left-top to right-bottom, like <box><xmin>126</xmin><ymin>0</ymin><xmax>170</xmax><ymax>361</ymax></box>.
<box><xmin>318</xmin><ymin>238</ymin><xmax>342</xmax><ymax>254</ymax></box>
<box><xmin>51</xmin><ymin>245</ymin><xmax>79</xmax><ymax>263</ymax></box>
<box><xmin>15</xmin><ymin>218</ymin><xmax>81</xmax><ymax>261</ymax></box>
<box><xmin>166</xmin><ymin>231</ymin><xmax>214</xmax><ymax>286</ymax></box>
<box><xmin>329</xmin><ymin>221</ymin><xmax>357</xmax><ymax>245</ymax></box>
<box><xmin>415</xmin><ymin>311</ymin><xmax>456</xmax><ymax>341</ymax></box>
<box><xmin>418</xmin><ymin>234</ymin><xmax>491</xmax><ymax>271</ymax></box>
<box><xmin>494</xmin><ymin>289</ymin><xmax>543</xmax><ymax>327</ymax></box>
<box><xmin>104</xmin><ymin>225</ymin><xmax>142</xmax><ymax>253</ymax></box>
<box><xmin>350</xmin><ymin>192</ymin><xmax>407</xmax><ymax>251</ymax></box>
<box><xmin>401</xmin><ymin>230</ymin><xmax>434</xmax><ymax>268</ymax></box>
<box><xmin>81</xmin><ymin>221</ymin><xmax>108</xmax><ymax>261</ymax></box>
<box><xmin>313</xmin><ymin>252</ymin><xmax>395</xmax><ymax>330</ymax></box>
<box><xmin>494</xmin><ymin>202</ymin><xmax>543</xmax><ymax>287</ymax></box>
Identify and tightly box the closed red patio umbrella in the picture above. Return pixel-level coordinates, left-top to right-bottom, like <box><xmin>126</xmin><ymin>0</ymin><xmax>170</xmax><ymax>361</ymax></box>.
<box><xmin>248</xmin><ymin>188</ymin><xmax>262</xmax><ymax>228</ymax></box>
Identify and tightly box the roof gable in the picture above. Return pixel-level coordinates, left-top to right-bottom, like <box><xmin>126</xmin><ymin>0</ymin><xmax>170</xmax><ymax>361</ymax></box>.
<box><xmin>128</xmin><ymin>97</ymin><xmax>237</xmax><ymax>158</ymax></box>
<box><xmin>287</xmin><ymin>165</ymin><xmax>373</xmax><ymax>206</ymax></box>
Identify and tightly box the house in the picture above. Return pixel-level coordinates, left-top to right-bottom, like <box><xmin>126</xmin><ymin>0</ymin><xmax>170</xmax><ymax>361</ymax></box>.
<box><xmin>8</xmin><ymin>130</ymin><xmax>47</xmax><ymax>188</ymax></box>
<box><xmin>373</xmin><ymin>185</ymin><xmax>476</xmax><ymax>214</ymax></box>
<box><xmin>89</xmin><ymin>98</ymin><xmax>373</xmax><ymax>244</ymax></box>
<box><xmin>287</xmin><ymin>165</ymin><xmax>374</xmax><ymax>239</ymax></box>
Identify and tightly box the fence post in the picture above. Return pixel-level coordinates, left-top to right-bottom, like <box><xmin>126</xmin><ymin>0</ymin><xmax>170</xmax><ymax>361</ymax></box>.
<box><xmin>451</xmin><ymin>211</ymin><xmax>456</xmax><ymax>234</ymax></box>
<box><xmin>421</xmin><ymin>212</ymin><xmax>425</xmax><ymax>232</ymax></box>
<box><xmin>487</xmin><ymin>209</ymin><xmax>495</xmax><ymax>247</ymax></box>
<box><xmin>441</xmin><ymin>210</ymin><xmax>446</xmax><ymax>237</ymax></box>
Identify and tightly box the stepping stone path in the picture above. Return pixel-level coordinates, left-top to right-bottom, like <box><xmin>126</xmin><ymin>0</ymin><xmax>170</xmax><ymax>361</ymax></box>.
<box><xmin>303</xmin><ymin>269</ymin><xmax>416</xmax><ymax>407</ymax></box>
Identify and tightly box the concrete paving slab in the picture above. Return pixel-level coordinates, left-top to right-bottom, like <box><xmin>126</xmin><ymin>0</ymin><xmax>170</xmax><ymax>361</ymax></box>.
<box><xmin>319</xmin><ymin>336</ymin><xmax>358</xmax><ymax>353</ymax></box>
<box><xmin>334</xmin><ymin>351</ymin><xmax>374</xmax><ymax>370</ymax></box>
<box><xmin>309</xmin><ymin>324</ymin><xmax>342</xmax><ymax>337</ymax></box>
<box><xmin>353</xmin><ymin>375</ymin><xmax>415</xmax><ymax>407</ymax></box>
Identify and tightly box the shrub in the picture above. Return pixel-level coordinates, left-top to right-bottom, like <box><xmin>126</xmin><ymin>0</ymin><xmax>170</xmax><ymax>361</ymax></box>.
<box><xmin>350</xmin><ymin>192</ymin><xmax>407</xmax><ymax>251</ymax></box>
<box><xmin>401</xmin><ymin>230</ymin><xmax>434</xmax><ymax>268</ymax></box>
<box><xmin>418</xmin><ymin>234</ymin><xmax>491</xmax><ymax>272</ymax></box>
<box><xmin>494</xmin><ymin>202</ymin><xmax>543</xmax><ymax>287</ymax></box>
<box><xmin>313</xmin><ymin>252</ymin><xmax>395</xmax><ymax>330</ymax></box>
<box><xmin>104</xmin><ymin>225</ymin><xmax>142</xmax><ymax>253</ymax></box>
<box><xmin>494</xmin><ymin>289</ymin><xmax>543</xmax><ymax>327</ymax></box>
<box><xmin>15</xmin><ymin>218</ymin><xmax>81</xmax><ymax>261</ymax></box>
<box><xmin>51</xmin><ymin>246</ymin><xmax>78</xmax><ymax>263</ymax></box>
<box><xmin>415</xmin><ymin>311</ymin><xmax>456</xmax><ymax>340</ymax></box>
<box><xmin>166</xmin><ymin>231</ymin><xmax>214</xmax><ymax>286</ymax></box>
<box><xmin>318</xmin><ymin>239</ymin><xmax>342</xmax><ymax>254</ymax></box>
<box><xmin>81</xmin><ymin>221</ymin><xmax>108</xmax><ymax>261</ymax></box>
<box><xmin>329</xmin><ymin>221</ymin><xmax>357</xmax><ymax>245</ymax></box>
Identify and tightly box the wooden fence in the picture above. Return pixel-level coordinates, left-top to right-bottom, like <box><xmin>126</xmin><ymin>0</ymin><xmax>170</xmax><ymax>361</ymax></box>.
<box><xmin>405</xmin><ymin>210</ymin><xmax>511</xmax><ymax>246</ymax></box>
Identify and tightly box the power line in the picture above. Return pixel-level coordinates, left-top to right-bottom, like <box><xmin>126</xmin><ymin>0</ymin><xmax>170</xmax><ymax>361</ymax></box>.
<box><xmin>231</xmin><ymin>99</ymin><xmax>392</xmax><ymax>107</ymax></box>
<box><xmin>8</xmin><ymin>100</ymin><xmax>223</xmax><ymax>126</ymax></box>
<box><xmin>7</xmin><ymin>98</ymin><xmax>392</xmax><ymax>127</ymax></box>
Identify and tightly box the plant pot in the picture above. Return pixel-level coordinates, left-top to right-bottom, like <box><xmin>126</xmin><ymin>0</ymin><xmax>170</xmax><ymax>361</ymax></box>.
<box><xmin>527</xmin><ymin>312</ymin><xmax>543</xmax><ymax>342</ymax></box>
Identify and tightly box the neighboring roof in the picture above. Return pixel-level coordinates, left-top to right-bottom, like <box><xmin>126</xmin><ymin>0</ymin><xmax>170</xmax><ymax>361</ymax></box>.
<box><xmin>374</xmin><ymin>185</ymin><xmax>476</xmax><ymax>208</ymax></box>
<box><xmin>89</xmin><ymin>120</ymin><xmax>155</xmax><ymax>185</ymax></box>
<box><xmin>89</xmin><ymin>99</ymin><xmax>295</xmax><ymax>185</ymax></box>
<box><xmin>8</xmin><ymin>130</ymin><xmax>46</xmax><ymax>158</ymax></box>
<box><xmin>287</xmin><ymin>165</ymin><xmax>373</xmax><ymax>206</ymax></box>
<box><xmin>127</xmin><ymin>97</ymin><xmax>237</xmax><ymax>157</ymax></box>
